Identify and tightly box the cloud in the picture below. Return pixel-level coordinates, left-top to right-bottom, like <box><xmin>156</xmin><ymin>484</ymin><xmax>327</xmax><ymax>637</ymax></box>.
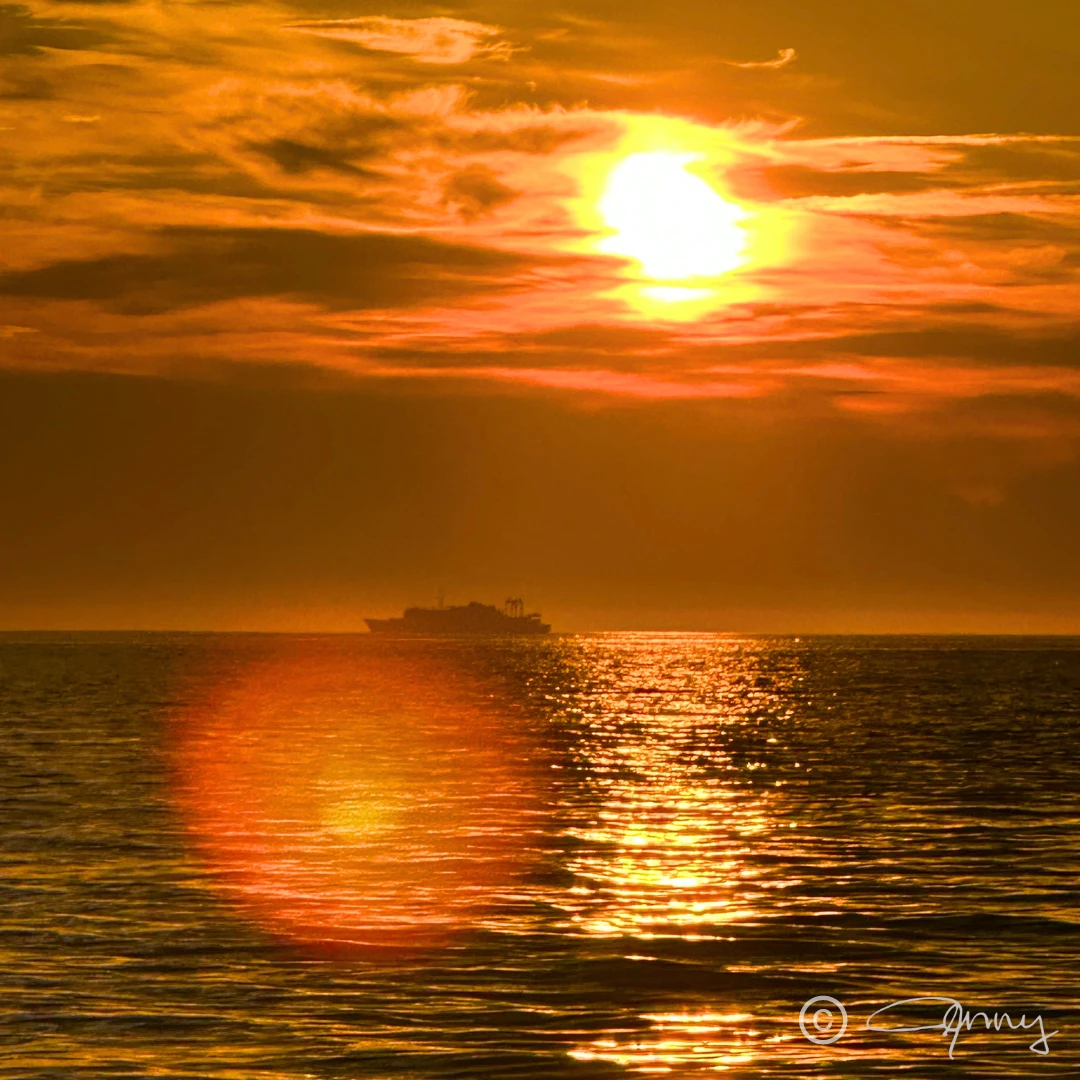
<box><xmin>726</xmin><ymin>47</ymin><xmax>797</xmax><ymax>70</ymax></box>
<box><xmin>0</xmin><ymin>2</ymin><xmax>113</xmax><ymax>55</ymax></box>
<box><xmin>248</xmin><ymin>137</ymin><xmax>384</xmax><ymax>179</ymax></box>
<box><xmin>283</xmin><ymin>17</ymin><xmax>510</xmax><ymax>65</ymax></box>
<box><xmin>732</xmin><ymin>163</ymin><xmax>959</xmax><ymax>200</ymax></box>
<box><xmin>0</xmin><ymin>227</ymin><xmax>551</xmax><ymax>314</ymax></box>
<box><xmin>357</xmin><ymin>362</ymin><xmax>765</xmax><ymax>400</ymax></box>
<box><xmin>441</xmin><ymin>164</ymin><xmax>519</xmax><ymax>220</ymax></box>
<box><xmin>481</xmin><ymin>367</ymin><xmax>762</xmax><ymax>398</ymax></box>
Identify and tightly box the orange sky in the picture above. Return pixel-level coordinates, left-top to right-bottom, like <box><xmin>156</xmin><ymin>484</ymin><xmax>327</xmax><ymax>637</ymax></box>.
<box><xmin>2</xmin><ymin>1</ymin><xmax>1080</xmax><ymax>630</ymax></box>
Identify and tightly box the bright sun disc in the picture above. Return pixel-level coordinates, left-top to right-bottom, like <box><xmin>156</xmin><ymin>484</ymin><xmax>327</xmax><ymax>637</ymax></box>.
<box><xmin>597</xmin><ymin>152</ymin><xmax>749</xmax><ymax>282</ymax></box>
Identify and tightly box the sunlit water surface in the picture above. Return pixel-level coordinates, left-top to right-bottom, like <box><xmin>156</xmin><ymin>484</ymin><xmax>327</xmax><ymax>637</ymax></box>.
<box><xmin>1</xmin><ymin>633</ymin><xmax>1077</xmax><ymax>1077</ymax></box>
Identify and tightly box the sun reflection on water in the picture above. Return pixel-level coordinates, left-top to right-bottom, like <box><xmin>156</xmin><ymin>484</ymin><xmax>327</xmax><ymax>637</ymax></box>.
<box><xmin>570</xmin><ymin>1009</ymin><xmax>759</xmax><ymax>1073</ymax></box>
<box><xmin>534</xmin><ymin>634</ymin><xmax>809</xmax><ymax>1072</ymax></box>
<box><xmin>552</xmin><ymin>643</ymin><xmax>798</xmax><ymax>941</ymax></box>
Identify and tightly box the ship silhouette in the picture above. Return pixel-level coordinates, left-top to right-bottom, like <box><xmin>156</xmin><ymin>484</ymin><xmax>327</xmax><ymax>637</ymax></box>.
<box><xmin>365</xmin><ymin>597</ymin><xmax>551</xmax><ymax>636</ymax></box>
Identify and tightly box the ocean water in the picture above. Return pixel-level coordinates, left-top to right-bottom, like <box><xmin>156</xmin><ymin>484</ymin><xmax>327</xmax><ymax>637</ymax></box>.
<box><xmin>1</xmin><ymin>632</ymin><xmax>1077</xmax><ymax>1078</ymax></box>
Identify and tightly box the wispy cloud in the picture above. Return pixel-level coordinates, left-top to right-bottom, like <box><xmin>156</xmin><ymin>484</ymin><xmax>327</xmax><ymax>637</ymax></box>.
<box><xmin>283</xmin><ymin>16</ymin><xmax>511</xmax><ymax>65</ymax></box>
<box><xmin>726</xmin><ymin>48</ymin><xmax>797</xmax><ymax>70</ymax></box>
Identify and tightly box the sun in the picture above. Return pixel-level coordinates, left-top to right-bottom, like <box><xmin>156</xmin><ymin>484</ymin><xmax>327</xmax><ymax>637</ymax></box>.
<box><xmin>561</xmin><ymin>118</ymin><xmax>790</xmax><ymax>321</ymax></box>
<box><xmin>597</xmin><ymin>152</ymin><xmax>749</xmax><ymax>282</ymax></box>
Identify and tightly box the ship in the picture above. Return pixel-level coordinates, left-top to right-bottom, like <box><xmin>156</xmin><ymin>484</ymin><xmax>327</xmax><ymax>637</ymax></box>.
<box><xmin>365</xmin><ymin>597</ymin><xmax>551</xmax><ymax>636</ymax></box>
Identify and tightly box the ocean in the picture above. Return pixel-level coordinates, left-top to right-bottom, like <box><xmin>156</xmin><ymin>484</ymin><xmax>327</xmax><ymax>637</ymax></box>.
<box><xmin>1</xmin><ymin>632</ymin><xmax>1077</xmax><ymax>1077</ymax></box>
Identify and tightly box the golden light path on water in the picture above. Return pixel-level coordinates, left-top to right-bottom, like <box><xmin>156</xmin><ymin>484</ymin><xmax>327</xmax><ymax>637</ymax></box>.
<box><xmin>544</xmin><ymin>635</ymin><xmax>812</xmax><ymax>1073</ymax></box>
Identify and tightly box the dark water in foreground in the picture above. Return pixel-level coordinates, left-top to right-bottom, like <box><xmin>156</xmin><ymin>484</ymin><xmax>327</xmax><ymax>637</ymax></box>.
<box><xmin>1</xmin><ymin>633</ymin><xmax>1077</xmax><ymax>1078</ymax></box>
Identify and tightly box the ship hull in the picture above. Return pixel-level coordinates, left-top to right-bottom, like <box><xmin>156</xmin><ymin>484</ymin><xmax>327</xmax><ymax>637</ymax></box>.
<box><xmin>364</xmin><ymin>601</ymin><xmax>550</xmax><ymax>636</ymax></box>
<box><xmin>364</xmin><ymin>618</ymin><xmax>550</xmax><ymax>636</ymax></box>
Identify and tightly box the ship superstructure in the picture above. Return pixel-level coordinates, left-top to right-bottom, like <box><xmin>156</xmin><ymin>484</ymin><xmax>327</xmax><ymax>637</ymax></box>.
<box><xmin>365</xmin><ymin>598</ymin><xmax>550</xmax><ymax>635</ymax></box>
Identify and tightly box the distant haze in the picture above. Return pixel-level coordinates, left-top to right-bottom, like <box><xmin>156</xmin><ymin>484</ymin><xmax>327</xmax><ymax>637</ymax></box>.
<box><xmin>2</xmin><ymin>371</ymin><xmax>1079</xmax><ymax>632</ymax></box>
